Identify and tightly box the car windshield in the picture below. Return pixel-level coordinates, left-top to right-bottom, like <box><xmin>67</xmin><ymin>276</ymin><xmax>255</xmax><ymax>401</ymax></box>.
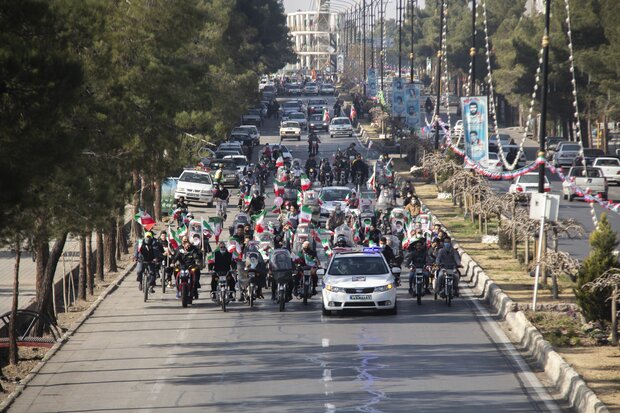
<box><xmin>332</xmin><ymin>118</ymin><xmax>351</xmax><ymax>125</ymax></box>
<box><xmin>310</xmin><ymin>114</ymin><xmax>323</xmax><ymax>121</ymax></box>
<box><xmin>562</xmin><ymin>144</ymin><xmax>581</xmax><ymax>151</ymax></box>
<box><xmin>596</xmin><ymin>159</ymin><xmax>619</xmax><ymax>166</ymax></box>
<box><xmin>282</xmin><ymin>102</ymin><xmax>299</xmax><ymax>108</ymax></box>
<box><xmin>227</xmin><ymin>158</ymin><xmax>247</xmax><ymax>166</ymax></box>
<box><xmin>320</xmin><ymin>188</ymin><xmax>350</xmax><ymax>201</ymax></box>
<box><xmin>210</xmin><ymin>161</ymin><xmax>236</xmax><ymax>170</ymax></box>
<box><xmin>240</xmin><ymin>126</ymin><xmax>256</xmax><ymax>133</ymax></box>
<box><xmin>179</xmin><ymin>171</ymin><xmax>212</xmax><ymax>184</ymax></box>
<box><xmin>306</xmin><ymin>83</ymin><xmax>317</xmax><ymax>87</ymax></box>
<box><xmin>518</xmin><ymin>174</ymin><xmax>543</xmax><ymax>184</ymax></box>
<box><xmin>309</xmin><ymin>100</ymin><xmax>326</xmax><ymax>105</ymax></box>
<box><xmin>571</xmin><ymin>168</ymin><xmax>602</xmax><ymax>177</ymax></box>
<box><xmin>328</xmin><ymin>256</ymin><xmax>389</xmax><ymax>276</ymax></box>
<box><xmin>289</xmin><ymin>113</ymin><xmax>304</xmax><ymax>120</ymax></box>
<box><xmin>282</xmin><ymin>121</ymin><xmax>299</xmax><ymax>128</ymax></box>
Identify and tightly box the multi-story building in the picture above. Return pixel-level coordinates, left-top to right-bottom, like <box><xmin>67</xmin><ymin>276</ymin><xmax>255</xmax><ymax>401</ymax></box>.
<box><xmin>285</xmin><ymin>1</ymin><xmax>339</xmax><ymax>73</ymax></box>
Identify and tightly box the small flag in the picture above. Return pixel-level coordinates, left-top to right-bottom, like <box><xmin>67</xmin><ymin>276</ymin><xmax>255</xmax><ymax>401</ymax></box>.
<box><xmin>207</xmin><ymin>251</ymin><xmax>215</xmax><ymax>264</ymax></box>
<box><xmin>321</xmin><ymin>239</ymin><xmax>333</xmax><ymax>257</ymax></box>
<box><xmin>300</xmin><ymin>174</ymin><xmax>311</xmax><ymax>191</ymax></box>
<box><xmin>298</xmin><ymin>251</ymin><xmax>317</xmax><ymax>267</ymax></box>
<box><xmin>273</xmin><ymin>179</ymin><xmax>285</xmax><ymax>196</ymax></box>
<box><xmin>275</xmin><ymin>156</ymin><xmax>284</xmax><ymax>168</ymax></box>
<box><xmin>244</xmin><ymin>194</ymin><xmax>252</xmax><ymax>206</ymax></box>
<box><xmin>323</xmin><ymin>110</ymin><xmax>330</xmax><ymax>122</ymax></box>
<box><xmin>208</xmin><ymin>217</ymin><xmax>224</xmax><ymax>242</ymax></box>
<box><xmin>385</xmin><ymin>158</ymin><xmax>393</xmax><ymax>178</ymax></box>
<box><xmin>367</xmin><ymin>171</ymin><xmax>376</xmax><ymax>190</ymax></box>
<box><xmin>134</xmin><ymin>210</ymin><xmax>156</xmax><ymax>231</ymax></box>
<box><xmin>350</xmin><ymin>105</ymin><xmax>357</xmax><ymax>120</ymax></box>
<box><xmin>252</xmin><ymin>210</ymin><xmax>267</xmax><ymax>233</ymax></box>
<box><xmin>299</xmin><ymin>205</ymin><xmax>312</xmax><ymax>223</ymax></box>
<box><xmin>167</xmin><ymin>227</ymin><xmax>180</xmax><ymax>250</ymax></box>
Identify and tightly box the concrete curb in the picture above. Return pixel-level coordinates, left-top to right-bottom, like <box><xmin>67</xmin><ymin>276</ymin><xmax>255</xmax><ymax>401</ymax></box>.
<box><xmin>0</xmin><ymin>262</ymin><xmax>136</xmax><ymax>413</ymax></box>
<box><xmin>429</xmin><ymin>213</ymin><xmax>609</xmax><ymax>413</ymax></box>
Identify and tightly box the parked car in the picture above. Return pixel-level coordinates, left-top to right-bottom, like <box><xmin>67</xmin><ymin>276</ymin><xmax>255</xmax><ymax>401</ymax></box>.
<box><xmin>280</xmin><ymin>100</ymin><xmax>305</xmax><ymax>117</ymax></box>
<box><xmin>562</xmin><ymin>166</ymin><xmax>608</xmax><ymax>201</ymax></box>
<box><xmin>480</xmin><ymin>152</ymin><xmax>503</xmax><ymax>175</ymax></box>
<box><xmin>329</xmin><ymin>117</ymin><xmax>354</xmax><ymax>138</ymax></box>
<box><xmin>308</xmin><ymin>113</ymin><xmax>329</xmax><ymax>132</ymax></box>
<box><xmin>582</xmin><ymin>149</ymin><xmax>606</xmax><ymax>166</ymax></box>
<box><xmin>545</xmin><ymin>137</ymin><xmax>567</xmax><ymax>152</ymax></box>
<box><xmin>552</xmin><ymin>142</ymin><xmax>582</xmax><ymax>167</ymax></box>
<box><xmin>236</xmin><ymin>125</ymin><xmax>260</xmax><ymax>146</ymax></box>
<box><xmin>241</xmin><ymin>111</ymin><xmax>262</xmax><ymax>126</ymax></box>
<box><xmin>508</xmin><ymin>172</ymin><xmax>550</xmax><ymax>199</ymax></box>
<box><xmin>223</xmin><ymin>155</ymin><xmax>249</xmax><ymax>177</ymax></box>
<box><xmin>279</xmin><ymin>120</ymin><xmax>302</xmax><ymax>141</ymax></box>
<box><xmin>174</xmin><ymin>169</ymin><xmax>214</xmax><ymax>206</ymax></box>
<box><xmin>592</xmin><ymin>157</ymin><xmax>620</xmax><ymax>185</ymax></box>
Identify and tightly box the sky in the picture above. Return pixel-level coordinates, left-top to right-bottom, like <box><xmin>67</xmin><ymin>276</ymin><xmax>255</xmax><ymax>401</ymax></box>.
<box><xmin>282</xmin><ymin>0</ymin><xmax>399</xmax><ymax>19</ymax></box>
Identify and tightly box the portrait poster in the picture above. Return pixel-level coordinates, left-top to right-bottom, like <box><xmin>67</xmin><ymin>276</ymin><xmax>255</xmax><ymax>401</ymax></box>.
<box><xmin>461</xmin><ymin>96</ymin><xmax>488</xmax><ymax>163</ymax></box>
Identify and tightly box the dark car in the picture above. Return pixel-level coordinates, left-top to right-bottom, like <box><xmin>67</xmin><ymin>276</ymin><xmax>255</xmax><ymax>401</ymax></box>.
<box><xmin>307</xmin><ymin>98</ymin><xmax>328</xmax><ymax>116</ymax></box>
<box><xmin>582</xmin><ymin>148</ymin><xmax>606</xmax><ymax>166</ymax></box>
<box><xmin>308</xmin><ymin>113</ymin><xmax>328</xmax><ymax>132</ymax></box>
<box><xmin>203</xmin><ymin>158</ymin><xmax>239</xmax><ymax>187</ymax></box>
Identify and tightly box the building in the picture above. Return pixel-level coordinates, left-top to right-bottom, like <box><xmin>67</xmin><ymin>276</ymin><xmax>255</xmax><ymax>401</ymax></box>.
<box><xmin>285</xmin><ymin>1</ymin><xmax>339</xmax><ymax>73</ymax></box>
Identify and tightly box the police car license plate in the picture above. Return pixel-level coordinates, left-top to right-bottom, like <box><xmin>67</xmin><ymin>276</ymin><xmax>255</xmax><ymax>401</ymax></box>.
<box><xmin>349</xmin><ymin>295</ymin><xmax>372</xmax><ymax>300</ymax></box>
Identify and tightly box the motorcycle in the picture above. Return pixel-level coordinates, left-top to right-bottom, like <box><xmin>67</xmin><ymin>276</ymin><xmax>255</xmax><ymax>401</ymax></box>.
<box><xmin>215</xmin><ymin>197</ymin><xmax>228</xmax><ymax>220</ymax></box>
<box><xmin>140</xmin><ymin>260</ymin><xmax>158</xmax><ymax>303</ymax></box>
<box><xmin>390</xmin><ymin>208</ymin><xmax>407</xmax><ymax>241</ymax></box>
<box><xmin>269</xmin><ymin>249</ymin><xmax>295</xmax><ymax>312</ymax></box>
<box><xmin>307</xmin><ymin>167</ymin><xmax>318</xmax><ymax>183</ymax></box>
<box><xmin>295</xmin><ymin>262</ymin><xmax>312</xmax><ymax>305</ymax></box>
<box><xmin>434</xmin><ymin>268</ymin><xmax>456</xmax><ymax>306</ymax></box>
<box><xmin>309</xmin><ymin>139</ymin><xmax>319</xmax><ymax>156</ymax></box>
<box><xmin>410</xmin><ymin>265</ymin><xmax>426</xmax><ymax>305</ymax></box>
<box><xmin>320</xmin><ymin>168</ymin><xmax>333</xmax><ymax>187</ymax></box>
<box><xmin>240</xmin><ymin>252</ymin><xmax>261</xmax><ymax>308</ymax></box>
<box><xmin>176</xmin><ymin>265</ymin><xmax>196</xmax><ymax>308</ymax></box>
<box><xmin>215</xmin><ymin>270</ymin><xmax>233</xmax><ymax>312</ymax></box>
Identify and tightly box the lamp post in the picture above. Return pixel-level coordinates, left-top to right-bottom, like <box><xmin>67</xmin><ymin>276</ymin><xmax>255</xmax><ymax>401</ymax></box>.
<box><xmin>538</xmin><ymin>0</ymin><xmax>551</xmax><ymax>194</ymax></box>
<box><xmin>380</xmin><ymin>0</ymin><xmax>384</xmax><ymax>92</ymax></box>
<box><xmin>370</xmin><ymin>0</ymin><xmax>375</xmax><ymax>68</ymax></box>
<box><xmin>397</xmin><ymin>0</ymin><xmax>403</xmax><ymax>78</ymax></box>
<box><xmin>409</xmin><ymin>0</ymin><xmax>415</xmax><ymax>82</ymax></box>
<box><xmin>470</xmin><ymin>0</ymin><xmax>476</xmax><ymax>95</ymax></box>
<box><xmin>362</xmin><ymin>0</ymin><xmax>367</xmax><ymax>96</ymax></box>
<box><xmin>434</xmin><ymin>0</ymin><xmax>445</xmax><ymax>150</ymax></box>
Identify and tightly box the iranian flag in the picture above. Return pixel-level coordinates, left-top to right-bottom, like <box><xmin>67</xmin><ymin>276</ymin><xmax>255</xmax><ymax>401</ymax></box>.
<box><xmin>275</xmin><ymin>156</ymin><xmax>285</xmax><ymax>168</ymax></box>
<box><xmin>273</xmin><ymin>179</ymin><xmax>285</xmax><ymax>196</ymax></box>
<box><xmin>321</xmin><ymin>239</ymin><xmax>333</xmax><ymax>257</ymax></box>
<box><xmin>243</xmin><ymin>194</ymin><xmax>253</xmax><ymax>206</ymax></box>
<box><xmin>175</xmin><ymin>225</ymin><xmax>188</xmax><ymax>239</ymax></box>
<box><xmin>300</xmin><ymin>174</ymin><xmax>311</xmax><ymax>191</ymax></box>
<box><xmin>206</xmin><ymin>251</ymin><xmax>215</xmax><ymax>264</ymax></box>
<box><xmin>299</xmin><ymin>251</ymin><xmax>317</xmax><ymax>267</ymax></box>
<box><xmin>299</xmin><ymin>205</ymin><xmax>312</xmax><ymax>223</ymax></box>
<box><xmin>323</xmin><ymin>110</ymin><xmax>330</xmax><ymax>122</ymax></box>
<box><xmin>252</xmin><ymin>210</ymin><xmax>267</xmax><ymax>233</ymax></box>
<box><xmin>227</xmin><ymin>240</ymin><xmax>238</xmax><ymax>254</ymax></box>
<box><xmin>134</xmin><ymin>210</ymin><xmax>155</xmax><ymax>231</ymax></box>
<box><xmin>350</xmin><ymin>105</ymin><xmax>357</xmax><ymax>121</ymax></box>
<box><xmin>270</xmin><ymin>204</ymin><xmax>281</xmax><ymax>214</ymax></box>
<box><xmin>367</xmin><ymin>171</ymin><xmax>376</xmax><ymax>190</ymax></box>
<box><xmin>208</xmin><ymin>217</ymin><xmax>224</xmax><ymax>242</ymax></box>
<box><xmin>167</xmin><ymin>227</ymin><xmax>180</xmax><ymax>250</ymax></box>
<box><xmin>296</xmin><ymin>190</ymin><xmax>302</xmax><ymax>205</ymax></box>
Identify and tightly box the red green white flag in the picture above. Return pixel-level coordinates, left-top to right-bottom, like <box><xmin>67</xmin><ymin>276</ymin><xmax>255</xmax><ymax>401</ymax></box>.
<box><xmin>167</xmin><ymin>227</ymin><xmax>180</xmax><ymax>250</ymax></box>
<box><xmin>300</xmin><ymin>174</ymin><xmax>311</xmax><ymax>191</ymax></box>
<box><xmin>275</xmin><ymin>156</ymin><xmax>284</xmax><ymax>168</ymax></box>
<box><xmin>208</xmin><ymin>217</ymin><xmax>223</xmax><ymax>242</ymax></box>
<box><xmin>299</xmin><ymin>205</ymin><xmax>312</xmax><ymax>223</ymax></box>
<box><xmin>134</xmin><ymin>210</ymin><xmax>155</xmax><ymax>231</ymax></box>
<box><xmin>252</xmin><ymin>210</ymin><xmax>267</xmax><ymax>233</ymax></box>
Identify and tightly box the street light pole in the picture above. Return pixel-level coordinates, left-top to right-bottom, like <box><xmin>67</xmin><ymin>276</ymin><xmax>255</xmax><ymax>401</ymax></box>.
<box><xmin>409</xmin><ymin>0</ymin><xmax>415</xmax><ymax>82</ymax></box>
<box><xmin>434</xmin><ymin>0</ymin><xmax>445</xmax><ymax>150</ymax></box>
<box><xmin>363</xmin><ymin>0</ymin><xmax>367</xmax><ymax>96</ymax></box>
<box><xmin>538</xmin><ymin>0</ymin><xmax>551</xmax><ymax>193</ymax></box>
<box><xmin>370</xmin><ymin>0</ymin><xmax>375</xmax><ymax>68</ymax></box>
<box><xmin>398</xmin><ymin>0</ymin><xmax>403</xmax><ymax>78</ymax></box>
<box><xmin>470</xmin><ymin>0</ymin><xmax>476</xmax><ymax>95</ymax></box>
<box><xmin>380</xmin><ymin>0</ymin><xmax>384</xmax><ymax>92</ymax></box>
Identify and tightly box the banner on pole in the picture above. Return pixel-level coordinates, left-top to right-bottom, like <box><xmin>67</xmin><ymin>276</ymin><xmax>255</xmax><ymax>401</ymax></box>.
<box><xmin>367</xmin><ymin>68</ymin><xmax>377</xmax><ymax>98</ymax></box>
<box><xmin>404</xmin><ymin>82</ymin><xmax>422</xmax><ymax>129</ymax></box>
<box><xmin>461</xmin><ymin>96</ymin><xmax>489</xmax><ymax>163</ymax></box>
<box><xmin>390</xmin><ymin>77</ymin><xmax>405</xmax><ymax>118</ymax></box>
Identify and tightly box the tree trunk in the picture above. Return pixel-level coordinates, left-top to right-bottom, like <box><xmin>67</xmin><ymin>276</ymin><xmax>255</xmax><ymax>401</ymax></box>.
<box><xmin>35</xmin><ymin>238</ymin><xmax>50</xmax><ymax>306</ymax></box>
<box><xmin>611</xmin><ymin>285</ymin><xmax>618</xmax><ymax>346</ymax></box>
<box><xmin>511</xmin><ymin>201</ymin><xmax>517</xmax><ymax>259</ymax></box>
<box><xmin>96</xmin><ymin>231</ymin><xmax>104</xmax><ymax>281</ymax></box>
<box><xmin>9</xmin><ymin>238</ymin><xmax>21</xmax><ymax>365</ymax></box>
<box><xmin>153</xmin><ymin>179</ymin><xmax>162</xmax><ymax>221</ymax></box>
<box><xmin>86</xmin><ymin>232</ymin><xmax>94</xmax><ymax>296</ymax></box>
<box><xmin>35</xmin><ymin>234</ymin><xmax>68</xmax><ymax>333</ymax></box>
<box><xmin>104</xmin><ymin>223</ymin><xmax>117</xmax><ymax>273</ymax></box>
<box><xmin>525</xmin><ymin>236</ymin><xmax>530</xmax><ymax>266</ymax></box>
<box><xmin>131</xmin><ymin>169</ymin><xmax>142</xmax><ymax>240</ymax></box>
<box><xmin>117</xmin><ymin>215</ymin><xmax>128</xmax><ymax>255</ymax></box>
<box><xmin>78</xmin><ymin>234</ymin><xmax>87</xmax><ymax>301</ymax></box>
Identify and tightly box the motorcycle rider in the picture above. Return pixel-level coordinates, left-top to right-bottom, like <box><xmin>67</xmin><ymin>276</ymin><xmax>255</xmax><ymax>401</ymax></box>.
<box><xmin>171</xmin><ymin>235</ymin><xmax>202</xmax><ymax>299</ymax></box>
<box><xmin>134</xmin><ymin>231</ymin><xmax>163</xmax><ymax>293</ymax></box>
<box><xmin>174</xmin><ymin>197</ymin><xmax>189</xmax><ymax>227</ymax></box>
<box><xmin>247</xmin><ymin>189</ymin><xmax>265</xmax><ymax>215</ymax></box>
<box><xmin>209</xmin><ymin>241</ymin><xmax>237</xmax><ymax>301</ymax></box>
<box><xmin>367</xmin><ymin>224</ymin><xmax>382</xmax><ymax>245</ymax></box>
<box><xmin>308</xmin><ymin>132</ymin><xmax>321</xmax><ymax>155</ymax></box>
<box><xmin>345</xmin><ymin>143</ymin><xmax>359</xmax><ymax>159</ymax></box>
<box><xmin>379</xmin><ymin>236</ymin><xmax>399</xmax><ymax>284</ymax></box>
<box><xmin>346</xmin><ymin>189</ymin><xmax>360</xmax><ymax>209</ymax></box>
<box><xmin>405</xmin><ymin>239</ymin><xmax>431</xmax><ymax>295</ymax></box>
<box><xmin>262</xmin><ymin>143</ymin><xmax>272</xmax><ymax>160</ymax></box>
<box><xmin>319</xmin><ymin>157</ymin><xmax>332</xmax><ymax>185</ymax></box>
<box><xmin>304</xmin><ymin>154</ymin><xmax>318</xmax><ymax>177</ymax></box>
<box><xmin>350</xmin><ymin>154</ymin><xmax>368</xmax><ymax>185</ymax></box>
<box><xmin>158</xmin><ymin>231</ymin><xmax>174</xmax><ymax>286</ymax></box>
<box><xmin>230</xmin><ymin>225</ymin><xmax>245</xmax><ymax>244</ymax></box>
<box><xmin>326</xmin><ymin>204</ymin><xmax>345</xmax><ymax>231</ymax></box>
<box><xmin>214</xmin><ymin>184</ymin><xmax>229</xmax><ymax>219</ymax></box>
<box><xmin>435</xmin><ymin>236</ymin><xmax>461</xmax><ymax>297</ymax></box>
<box><xmin>297</xmin><ymin>240</ymin><xmax>319</xmax><ymax>295</ymax></box>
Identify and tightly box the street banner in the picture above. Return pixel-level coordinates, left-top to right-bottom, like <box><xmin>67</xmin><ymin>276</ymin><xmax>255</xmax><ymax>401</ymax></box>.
<box><xmin>461</xmin><ymin>96</ymin><xmax>489</xmax><ymax>163</ymax></box>
<box><xmin>404</xmin><ymin>82</ymin><xmax>421</xmax><ymax>129</ymax></box>
<box><xmin>367</xmin><ymin>68</ymin><xmax>377</xmax><ymax>98</ymax></box>
<box><xmin>390</xmin><ymin>77</ymin><xmax>406</xmax><ymax>119</ymax></box>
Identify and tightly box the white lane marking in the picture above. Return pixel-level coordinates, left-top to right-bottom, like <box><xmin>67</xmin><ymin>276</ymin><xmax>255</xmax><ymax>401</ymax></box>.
<box><xmin>322</xmin><ymin>338</ymin><xmax>330</xmax><ymax>347</ymax></box>
<box><xmin>322</xmin><ymin>369</ymin><xmax>332</xmax><ymax>382</ymax></box>
<box><xmin>325</xmin><ymin>402</ymin><xmax>336</xmax><ymax>413</ymax></box>
<box><xmin>469</xmin><ymin>294</ymin><xmax>562</xmax><ymax>412</ymax></box>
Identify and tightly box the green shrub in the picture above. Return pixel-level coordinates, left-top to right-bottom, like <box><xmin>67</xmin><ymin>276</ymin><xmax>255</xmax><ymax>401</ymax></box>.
<box><xmin>574</xmin><ymin>214</ymin><xmax>618</xmax><ymax>322</ymax></box>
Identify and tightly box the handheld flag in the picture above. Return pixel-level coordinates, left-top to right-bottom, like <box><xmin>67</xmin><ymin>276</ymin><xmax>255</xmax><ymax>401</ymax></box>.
<box><xmin>300</xmin><ymin>174</ymin><xmax>311</xmax><ymax>191</ymax></box>
<box><xmin>252</xmin><ymin>210</ymin><xmax>267</xmax><ymax>233</ymax></box>
<box><xmin>275</xmin><ymin>156</ymin><xmax>284</xmax><ymax>168</ymax></box>
<box><xmin>134</xmin><ymin>210</ymin><xmax>155</xmax><ymax>231</ymax></box>
<box><xmin>299</xmin><ymin>205</ymin><xmax>312</xmax><ymax>223</ymax></box>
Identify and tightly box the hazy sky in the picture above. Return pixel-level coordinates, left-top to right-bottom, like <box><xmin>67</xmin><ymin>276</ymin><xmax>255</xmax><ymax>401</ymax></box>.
<box><xmin>283</xmin><ymin>0</ymin><xmax>399</xmax><ymax>19</ymax></box>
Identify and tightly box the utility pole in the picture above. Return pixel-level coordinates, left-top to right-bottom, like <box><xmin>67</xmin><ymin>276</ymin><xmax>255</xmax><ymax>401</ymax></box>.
<box><xmin>398</xmin><ymin>0</ymin><xmax>403</xmax><ymax>78</ymax></box>
<box><xmin>363</xmin><ymin>0</ymin><xmax>367</xmax><ymax>96</ymax></box>
<box><xmin>538</xmin><ymin>0</ymin><xmax>551</xmax><ymax>194</ymax></box>
<box><xmin>410</xmin><ymin>0</ymin><xmax>415</xmax><ymax>82</ymax></box>
<box><xmin>380</xmin><ymin>0</ymin><xmax>384</xmax><ymax>92</ymax></box>
<box><xmin>370</xmin><ymin>0</ymin><xmax>375</xmax><ymax>68</ymax></box>
<box><xmin>470</xmin><ymin>0</ymin><xmax>476</xmax><ymax>95</ymax></box>
<box><xmin>434</xmin><ymin>0</ymin><xmax>445</xmax><ymax>150</ymax></box>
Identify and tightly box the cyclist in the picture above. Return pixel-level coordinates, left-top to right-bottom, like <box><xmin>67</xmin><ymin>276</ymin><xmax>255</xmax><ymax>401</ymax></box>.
<box><xmin>134</xmin><ymin>231</ymin><xmax>163</xmax><ymax>293</ymax></box>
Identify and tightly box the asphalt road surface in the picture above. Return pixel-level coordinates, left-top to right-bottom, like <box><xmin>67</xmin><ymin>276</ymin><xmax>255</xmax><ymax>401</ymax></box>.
<box><xmin>8</xmin><ymin>95</ymin><xmax>565</xmax><ymax>413</ymax></box>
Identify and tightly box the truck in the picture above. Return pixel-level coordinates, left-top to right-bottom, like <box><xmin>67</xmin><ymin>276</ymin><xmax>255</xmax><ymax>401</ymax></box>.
<box><xmin>562</xmin><ymin>166</ymin><xmax>608</xmax><ymax>201</ymax></box>
<box><xmin>592</xmin><ymin>157</ymin><xmax>620</xmax><ymax>185</ymax></box>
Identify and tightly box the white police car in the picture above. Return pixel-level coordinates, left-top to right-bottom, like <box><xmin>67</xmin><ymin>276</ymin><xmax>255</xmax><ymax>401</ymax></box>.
<box><xmin>319</xmin><ymin>249</ymin><xmax>400</xmax><ymax>316</ymax></box>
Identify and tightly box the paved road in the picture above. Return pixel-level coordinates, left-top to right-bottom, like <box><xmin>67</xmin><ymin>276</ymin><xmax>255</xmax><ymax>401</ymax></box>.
<box><xmin>8</xmin><ymin>96</ymin><xmax>564</xmax><ymax>412</ymax></box>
